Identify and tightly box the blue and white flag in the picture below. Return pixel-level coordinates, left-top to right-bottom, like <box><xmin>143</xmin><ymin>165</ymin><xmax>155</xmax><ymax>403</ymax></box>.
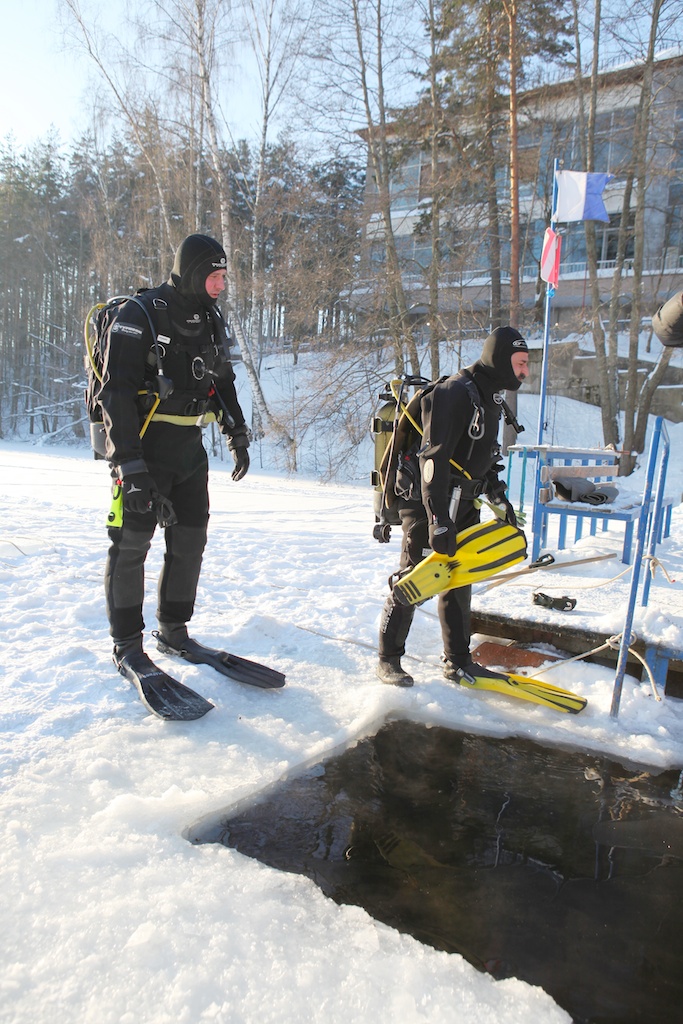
<box><xmin>554</xmin><ymin>170</ymin><xmax>613</xmax><ymax>223</ymax></box>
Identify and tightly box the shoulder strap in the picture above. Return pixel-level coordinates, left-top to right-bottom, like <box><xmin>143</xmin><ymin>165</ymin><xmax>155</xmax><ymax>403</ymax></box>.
<box><xmin>128</xmin><ymin>292</ymin><xmax>172</xmax><ymax>381</ymax></box>
<box><xmin>458</xmin><ymin>369</ymin><xmax>483</xmax><ymax>408</ymax></box>
<box><xmin>128</xmin><ymin>295</ymin><xmax>159</xmax><ymax>339</ymax></box>
<box><xmin>207</xmin><ymin>305</ymin><xmax>232</xmax><ymax>357</ymax></box>
<box><xmin>130</xmin><ymin>289</ymin><xmax>172</xmax><ymax>343</ymax></box>
<box><xmin>456</xmin><ymin>370</ymin><xmax>485</xmax><ymax>442</ymax></box>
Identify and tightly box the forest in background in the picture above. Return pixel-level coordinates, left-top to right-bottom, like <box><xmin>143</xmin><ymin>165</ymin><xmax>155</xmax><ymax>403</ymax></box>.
<box><xmin>0</xmin><ymin>130</ymin><xmax>364</xmax><ymax>454</ymax></box>
<box><xmin>1</xmin><ymin>0</ymin><xmax>681</xmax><ymax>468</ymax></box>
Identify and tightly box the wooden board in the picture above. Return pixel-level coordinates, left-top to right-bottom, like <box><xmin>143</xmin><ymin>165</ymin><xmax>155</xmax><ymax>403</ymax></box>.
<box><xmin>471</xmin><ymin>640</ymin><xmax>562</xmax><ymax>672</ymax></box>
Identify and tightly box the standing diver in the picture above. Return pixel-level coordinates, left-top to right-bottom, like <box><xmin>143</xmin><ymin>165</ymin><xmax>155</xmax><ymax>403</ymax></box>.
<box><xmin>98</xmin><ymin>234</ymin><xmax>251</xmax><ymax>701</ymax></box>
<box><xmin>377</xmin><ymin>327</ymin><xmax>529</xmax><ymax>687</ymax></box>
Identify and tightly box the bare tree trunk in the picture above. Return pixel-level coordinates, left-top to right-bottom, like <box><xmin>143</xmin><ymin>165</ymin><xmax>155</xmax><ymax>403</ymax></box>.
<box><xmin>633</xmin><ymin>346</ymin><xmax>672</xmax><ymax>451</ymax></box>
<box><xmin>501</xmin><ymin>0</ymin><xmax>520</xmax><ymax>453</ymax></box>
<box><xmin>485</xmin><ymin>4</ymin><xmax>503</xmax><ymax>327</ymax></box>
<box><xmin>245</xmin><ymin>0</ymin><xmax>308</xmax><ymax>368</ymax></box>
<box><xmin>352</xmin><ymin>0</ymin><xmax>420</xmax><ymax>377</ymax></box>
<box><xmin>192</xmin><ymin>0</ymin><xmax>290</xmax><ymax>448</ymax></box>
<box><xmin>427</xmin><ymin>0</ymin><xmax>442</xmax><ymax>379</ymax></box>
<box><xmin>246</xmin><ymin>0</ymin><xmax>274</xmax><ymax>393</ymax></box>
<box><xmin>503</xmin><ymin>0</ymin><xmax>521</xmax><ymax>329</ymax></box>
<box><xmin>62</xmin><ymin>0</ymin><xmax>175</xmax><ymax>253</ymax></box>
<box><xmin>579</xmin><ymin>0</ymin><xmax>620</xmax><ymax>447</ymax></box>
<box><xmin>622</xmin><ymin>0</ymin><xmax>664</xmax><ymax>469</ymax></box>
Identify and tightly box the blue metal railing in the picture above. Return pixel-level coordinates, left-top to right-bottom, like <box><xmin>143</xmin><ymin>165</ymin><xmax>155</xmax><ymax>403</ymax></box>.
<box><xmin>640</xmin><ymin>421</ymin><xmax>671</xmax><ymax>608</ymax></box>
<box><xmin>610</xmin><ymin>417</ymin><xmax>671</xmax><ymax>718</ymax></box>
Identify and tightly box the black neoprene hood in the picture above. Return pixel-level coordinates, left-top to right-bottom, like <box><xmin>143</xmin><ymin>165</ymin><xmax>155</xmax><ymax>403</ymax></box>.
<box><xmin>170</xmin><ymin>234</ymin><xmax>227</xmax><ymax>307</ymax></box>
<box><xmin>478</xmin><ymin>326</ymin><xmax>528</xmax><ymax>391</ymax></box>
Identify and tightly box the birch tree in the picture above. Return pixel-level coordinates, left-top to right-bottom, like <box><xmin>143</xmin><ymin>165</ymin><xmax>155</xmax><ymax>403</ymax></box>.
<box><xmin>307</xmin><ymin>0</ymin><xmax>423</xmax><ymax>377</ymax></box>
<box><xmin>241</xmin><ymin>0</ymin><xmax>313</xmax><ymax>362</ymax></box>
<box><xmin>62</xmin><ymin>0</ymin><xmax>176</xmax><ymax>258</ymax></box>
<box><xmin>62</xmin><ymin>0</ymin><xmax>296</xmax><ymax>453</ymax></box>
<box><xmin>621</xmin><ymin>0</ymin><xmax>670</xmax><ymax>463</ymax></box>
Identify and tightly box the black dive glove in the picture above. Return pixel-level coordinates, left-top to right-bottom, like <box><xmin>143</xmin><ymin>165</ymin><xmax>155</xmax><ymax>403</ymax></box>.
<box><xmin>429</xmin><ymin>517</ymin><xmax>457</xmax><ymax>557</ymax></box>
<box><xmin>498</xmin><ymin>498</ymin><xmax>518</xmax><ymax>527</ymax></box>
<box><xmin>231</xmin><ymin>448</ymin><xmax>250</xmax><ymax>482</ymax></box>
<box><xmin>486</xmin><ymin>477</ymin><xmax>507</xmax><ymax>504</ymax></box>
<box><xmin>486</xmin><ymin>474</ymin><xmax>519</xmax><ymax>526</ymax></box>
<box><xmin>226</xmin><ymin>426</ymin><xmax>250</xmax><ymax>482</ymax></box>
<box><xmin>121</xmin><ymin>471</ymin><xmax>156</xmax><ymax>514</ymax></box>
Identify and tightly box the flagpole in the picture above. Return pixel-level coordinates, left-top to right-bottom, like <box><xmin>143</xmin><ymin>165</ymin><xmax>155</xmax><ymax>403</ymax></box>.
<box><xmin>537</xmin><ymin>158</ymin><xmax>560</xmax><ymax>445</ymax></box>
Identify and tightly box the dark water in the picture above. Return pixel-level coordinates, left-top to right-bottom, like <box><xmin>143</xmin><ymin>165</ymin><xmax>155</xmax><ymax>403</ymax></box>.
<box><xmin>191</xmin><ymin>721</ymin><xmax>683</xmax><ymax>1024</ymax></box>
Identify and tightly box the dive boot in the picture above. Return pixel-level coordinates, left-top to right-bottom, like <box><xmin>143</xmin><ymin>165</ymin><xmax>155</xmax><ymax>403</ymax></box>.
<box><xmin>377</xmin><ymin>656</ymin><xmax>414</xmax><ymax>688</ymax></box>
<box><xmin>441</xmin><ymin>656</ymin><xmax>502</xmax><ymax>684</ymax></box>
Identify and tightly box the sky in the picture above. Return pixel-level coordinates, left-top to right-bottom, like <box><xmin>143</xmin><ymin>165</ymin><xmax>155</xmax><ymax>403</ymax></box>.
<box><xmin>0</xmin><ymin>0</ymin><xmax>88</xmax><ymax>148</ymax></box>
<box><xmin>1</xmin><ymin>348</ymin><xmax>683</xmax><ymax>1023</ymax></box>
<box><xmin>0</xmin><ymin>0</ymin><xmax>264</xmax><ymax>152</ymax></box>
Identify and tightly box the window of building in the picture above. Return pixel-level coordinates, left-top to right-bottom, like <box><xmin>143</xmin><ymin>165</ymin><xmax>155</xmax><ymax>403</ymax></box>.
<box><xmin>558</xmin><ymin>213</ymin><xmax>635</xmax><ymax>270</ymax></box>
<box><xmin>666</xmin><ymin>182</ymin><xmax>683</xmax><ymax>254</ymax></box>
<box><xmin>419</xmin><ymin>159</ymin><xmax>450</xmax><ymax>196</ymax></box>
<box><xmin>517</xmin><ymin>124</ymin><xmax>543</xmax><ymax>201</ymax></box>
<box><xmin>672</xmin><ymin>127</ymin><xmax>683</xmax><ymax>170</ymax></box>
<box><xmin>593</xmin><ymin>109</ymin><xmax>635</xmax><ymax>176</ymax></box>
<box><xmin>395</xmin><ymin>233</ymin><xmax>432</xmax><ymax>270</ymax></box>
<box><xmin>389</xmin><ymin>154</ymin><xmax>422</xmax><ymax>211</ymax></box>
<box><xmin>369</xmin><ymin>242</ymin><xmax>385</xmax><ymax>267</ymax></box>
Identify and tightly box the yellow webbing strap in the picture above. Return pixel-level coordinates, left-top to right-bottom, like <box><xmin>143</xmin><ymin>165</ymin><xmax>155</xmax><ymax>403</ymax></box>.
<box><xmin>150</xmin><ymin>413</ymin><xmax>210</xmax><ymax>426</ymax></box>
<box><xmin>139</xmin><ymin>396</ymin><xmax>161</xmax><ymax>438</ymax></box>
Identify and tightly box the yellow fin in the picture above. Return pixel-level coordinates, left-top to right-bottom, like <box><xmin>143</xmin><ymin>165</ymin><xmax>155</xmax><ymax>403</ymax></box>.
<box><xmin>453</xmin><ymin>669</ymin><xmax>587</xmax><ymax>715</ymax></box>
<box><xmin>393</xmin><ymin>520</ymin><xmax>527</xmax><ymax>605</ymax></box>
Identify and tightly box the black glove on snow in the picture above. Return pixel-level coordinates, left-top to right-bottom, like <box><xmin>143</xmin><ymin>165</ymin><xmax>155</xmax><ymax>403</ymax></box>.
<box><xmin>231</xmin><ymin>448</ymin><xmax>250</xmax><ymax>482</ymax></box>
<box><xmin>121</xmin><ymin>471</ymin><xmax>156</xmax><ymax>514</ymax></box>
<box><xmin>226</xmin><ymin>425</ymin><xmax>250</xmax><ymax>482</ymax></box>
<box><xmin>429</xmin><ymin>517</ymin><xmax>457</xmax><ymax>557</ymax></box>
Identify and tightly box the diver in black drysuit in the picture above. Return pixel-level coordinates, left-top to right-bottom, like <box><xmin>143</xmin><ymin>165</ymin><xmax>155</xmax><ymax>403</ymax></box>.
<box><xmin>98</xmin><ymin>233</ymin><xmax>250</xmax><ymax>678</ymax></box>
<box><xmin>377</xmin><ymin>327</ymin><xmax>529</xmax><ymax>687</ymax></box>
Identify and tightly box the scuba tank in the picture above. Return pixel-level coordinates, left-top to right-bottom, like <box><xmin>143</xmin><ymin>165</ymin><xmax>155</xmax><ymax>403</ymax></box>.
<box><xmin>371</xmin><ymin>376</ymin><xmax>430</xmax><ymax>542</ymax></box>
<box><xmin>370</xmin><ymin>373</ymin><xmax>525</xmax><ymax>543</ymax></box>
<box><xmin>371</xmin><ymin>385</ymin><xmax>401</xmax><ymax>533</ymax></box>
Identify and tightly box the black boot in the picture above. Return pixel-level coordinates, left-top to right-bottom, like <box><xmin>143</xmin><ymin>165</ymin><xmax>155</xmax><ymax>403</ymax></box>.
<box><xmin>441</xmin><ymin>655</ymin><xmax>505</xmax><ymax>683</ymax></box>
<box><xmin>156</xmin><ymin>621</ymin><xmax>189</xmax><ymax>648</ymax></box>
<box><xmin>115</xmin><ymin>648</ymin><xmax>169</xmax><ymax>684</ymax></box>
<box><xmin>113</xmin><ymin>633</ymin><xmax>169</xmax><ymax>684</ymax></box>
<box><xmin>112</xmin><ymin>632</ymin><xmax>144</xmax><ymax>670</ymax></box>
<box><xmin>377</xmin><ymin>656</ymin><xmax>414</xmax><ymax>688</ymax></box>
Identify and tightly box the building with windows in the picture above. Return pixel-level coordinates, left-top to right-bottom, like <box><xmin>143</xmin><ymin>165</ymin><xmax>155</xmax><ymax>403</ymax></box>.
<box><xmin>356</xmin><ymin>49</ymin><xmax>683</xmax><ymax>340</ymax></box>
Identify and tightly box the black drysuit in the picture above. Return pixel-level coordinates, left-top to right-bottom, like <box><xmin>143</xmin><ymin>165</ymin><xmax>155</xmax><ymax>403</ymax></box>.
<box><xmin>99</xmin><ymin>279</ymin><xmax>247</xmax><ymax>647</ymax></box>
<box><xmin>378</xmin><ymin>363</ymin><xmax>508</xmax><ymax>668</ymax></box>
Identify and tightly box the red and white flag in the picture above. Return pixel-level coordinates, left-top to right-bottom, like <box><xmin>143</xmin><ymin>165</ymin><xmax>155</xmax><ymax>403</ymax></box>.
<box><xmin>540</xmin><ymin>227</ymin><xmax>562</xmax><ymax>288</ymax></box>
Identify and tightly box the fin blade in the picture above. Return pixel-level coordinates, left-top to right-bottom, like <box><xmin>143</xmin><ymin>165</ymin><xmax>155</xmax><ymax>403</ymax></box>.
<box><xmin>124</xmin><ymin>669</ymin><xmax>214</xmax><ymax>721</ymax></box>
<box><xmin>454</xmin><ymin>669</ymin><xmax>587</xmax><ymax>715</ymax></box>
<box><xmin>156</xmin><ymin>635</ymin><xmax>286</xmax><ymax>689</ymax></box>
<box><xmin>393</xmin><ymin>521</ymin><xmax>527</xmax><ymax>605</ymax></box>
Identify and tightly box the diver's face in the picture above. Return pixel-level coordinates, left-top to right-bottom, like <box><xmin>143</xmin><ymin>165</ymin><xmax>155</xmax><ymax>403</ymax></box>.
<box><xmin>510</xmin><ymin>352</ymin><xmax>529</xmax><ymax>384</ymax></box>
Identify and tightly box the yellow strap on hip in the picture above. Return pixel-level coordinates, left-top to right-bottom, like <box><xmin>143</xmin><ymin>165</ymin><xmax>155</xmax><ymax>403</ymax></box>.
<box><xmin>151</xmin><ymin>413</ymin><xmax>204</xmax><ymax>426</ymax></box>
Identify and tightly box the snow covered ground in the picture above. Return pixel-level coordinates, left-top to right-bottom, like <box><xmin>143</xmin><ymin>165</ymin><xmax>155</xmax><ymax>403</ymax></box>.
<box><xmin>1</xmin><ymin>381</ymin><xmax>682</xmax><ymax>1024</ymax></box>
